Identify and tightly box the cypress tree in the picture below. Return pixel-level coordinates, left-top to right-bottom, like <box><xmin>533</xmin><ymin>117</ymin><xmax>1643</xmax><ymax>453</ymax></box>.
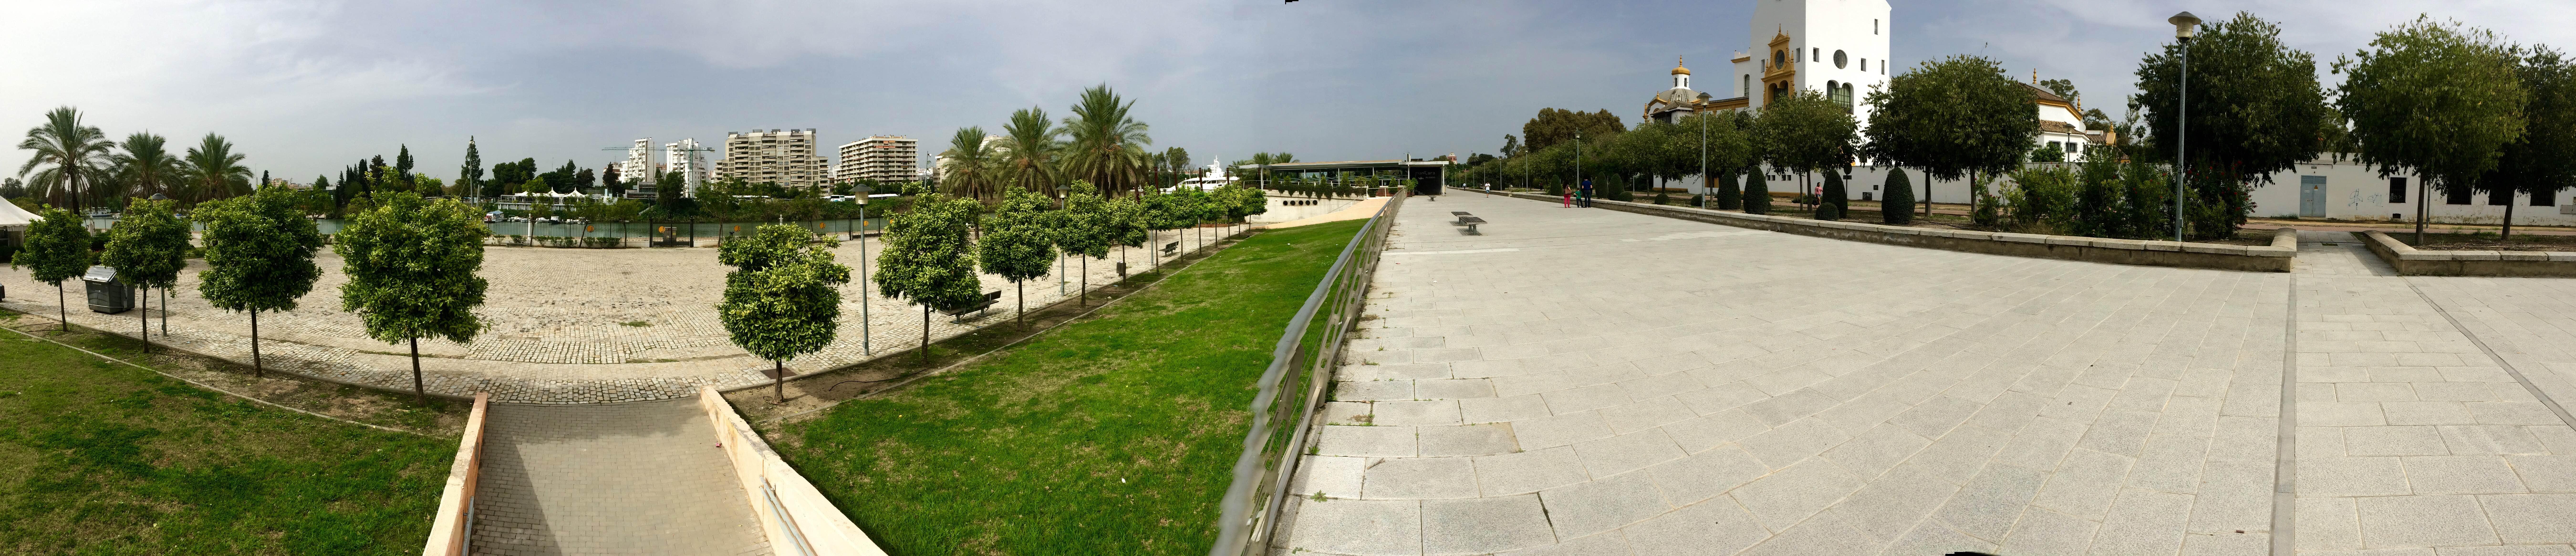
<box><xmin>1742</xmin><ymin>169</ymin><xmax>1772</xmax><ymax>215</ymax></box>
<box><xmin>1716</xmin><ymin>170</ymin><xmax>1742</xmax><ymax>210</ymax></box>
<box><xmin>1822</xmin><ymin>172</ymin><xmax>1849</xmax><ymax>215</ymax></box>
<box><xmin>1882</xmin><ymin>168</ymin><xmax>1916</xmax><ymax>225</ymax></box>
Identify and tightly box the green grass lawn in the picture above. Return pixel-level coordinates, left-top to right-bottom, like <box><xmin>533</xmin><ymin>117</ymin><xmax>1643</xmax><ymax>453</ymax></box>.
<box><xmin>0</xmin><ymin>316</ymin><xmax>458</xmax><ymax>555</ymax></box>
<box><xmin>773</xmin><ymin>220</ymin><xmax>1365</xmax><ymax>555</ymax></box>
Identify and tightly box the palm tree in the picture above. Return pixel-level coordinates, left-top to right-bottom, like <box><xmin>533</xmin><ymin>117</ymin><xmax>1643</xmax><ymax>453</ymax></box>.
<box><xmin>996</xmin><ymin>107</ymin><xmax>1063</xmax><ymax>200</ymax></box>
<box><xmin>110</xmin><ymin>133</ymin><xmax>182</xmax><ymax>203</ymax></box>
<box><xmin>938</xmin><ymin>127</ymin><xmax>1000</xmax><ymax>201</ymax></box>
<box><xmin>1060</xmin><ymin>84</ymin><xmax>1153</xmax><ymax>196</ymax></box>
<box><xmin>16</xmin><ymin>107</ymin><xmax>113</xmax><ymax>212</ymax></box>
<box><xmin>180</xmin><ymin>133</ymin><xmax>251</xmax><ymax>203</ymax></box>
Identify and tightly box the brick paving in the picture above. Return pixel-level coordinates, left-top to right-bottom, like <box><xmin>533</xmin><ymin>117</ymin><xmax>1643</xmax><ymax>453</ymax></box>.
<box><xmin>1270</xmin><ymin>193</ymin><xmax>2576</xmax><ymax>555</ymax></box>
<box><xmin>469</xmin><ymin>399</ymin><xmax>769</xmax><ymax>556</ymax></box>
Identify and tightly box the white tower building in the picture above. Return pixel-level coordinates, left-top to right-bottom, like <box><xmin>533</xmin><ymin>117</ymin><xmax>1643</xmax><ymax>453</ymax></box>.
<box><xmin>619</xmin><ymin>138</ymin><xmax>654</xmax><ymax>189</ymax></box>
<box><xmin>1731</xmin><ymin>0</ymin><xmax>1891</xmax><ymax>133</ymax></box>
<box><xmin>665</xmin><ymin>138</ymin><xmax>707</xmax><ymax>196</ymax></box>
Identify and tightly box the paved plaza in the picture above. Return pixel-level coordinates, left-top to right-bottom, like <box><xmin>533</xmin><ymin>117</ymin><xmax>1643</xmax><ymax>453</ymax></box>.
<box><xmin>1273</xmin><ymin>193</ymin><xmax>2576</xmax><ymax>555</ymax></box>
<box><xmin>0</xmin><ymin>226</ymin><xmax>1238</xmax><ymax>403</ymax></box>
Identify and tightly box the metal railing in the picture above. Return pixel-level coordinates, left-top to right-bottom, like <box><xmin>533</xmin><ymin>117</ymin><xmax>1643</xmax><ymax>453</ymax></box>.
<box><xmin>1210</xmin><ymin>190</ymin><xmax>1407</xmax><ymax>556</ymax></box>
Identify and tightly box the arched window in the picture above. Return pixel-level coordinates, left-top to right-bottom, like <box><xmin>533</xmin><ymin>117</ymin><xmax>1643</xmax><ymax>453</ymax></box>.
<box><xmin>1774</xmin><ymin>50</ymin><xmax>1786</xmax><ymax>68</ymax></box>
<box><xmin>1744</xmin><ymin>75</ymin><xmax>1751</xmax><ymax>96</ymax></box>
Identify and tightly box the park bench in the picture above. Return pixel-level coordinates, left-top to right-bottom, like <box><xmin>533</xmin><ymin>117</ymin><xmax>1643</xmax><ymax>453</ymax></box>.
<box><xmin>938</xmin><ymin>290</ymin><xmax>1003</xmax><ymax>323</ymax></box>
<box><xmin>1450</xmin><ymin>211</ymin><xmax>1474</xmax><ymax>225</ymax></box>
<box><xmin>1458</xmin><ymin>216</ymin><xmax>1487</xmax><ymax>235</ymax></box>
<box><xmin>1162</xmin><ymin>241</ymin><xmax>1180</xmax><ymax>255</ymax></box>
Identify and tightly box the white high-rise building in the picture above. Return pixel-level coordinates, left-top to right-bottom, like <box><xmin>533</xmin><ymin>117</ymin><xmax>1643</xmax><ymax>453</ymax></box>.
<box><xmin>715</xmin><ymin>129</ymin><xmax>827</xmax><ymax>189</ymax></box>
<box><xmin>665</xmin><ymin>138</ymin><xmax>707</xmax><ymax>196</ymax></box>
<box><xmin>618</xmin><ymin>138</ymin><xmax>655</xmax><ymax>188</ymax></box>
<box><xmin>834</xmin><ymin>136</ymin><xmax>919</xmax><ymax>185</ymax></box>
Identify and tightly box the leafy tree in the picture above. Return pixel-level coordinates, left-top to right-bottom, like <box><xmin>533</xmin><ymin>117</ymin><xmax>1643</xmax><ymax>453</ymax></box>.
<box><xmin>997</xmin><ymin>108</ymin><xmax>1063</xmax><ymax>200</ymax></box>
<box><xmin>873</xmin><ymin>193</ymin><xmax>981</xmax><ymax>366</ymax></box>
<box><xmin>1756</xmin><ymin>90</ymin><xmax>1858</xmax><ymax>212</ymax></box>
<box><xmin>13</xmin><ymin>206</ymin><xmax>90</xmax><ymax>331</ymax></box>
<box><xmin>1060</xmin><ymin>85</ymin><xmax>1154</xmax><ymax>196</ymax></box>
<box><xmin>16</xmin><ymin>107</ymin><xmax>113</xmax><ymax>212</ymax></box>
<box><xmin>2138</xmin><ymin>11</ymin><xmax>2333</xmax><ymax>239</ymax></box>
<box><xmin>1881</xmin><ymin>168</ymin><xmax>1915</xmax><ymax>224</ymax></box>
<box><xmin>1714</xmin><ymin>170</ymin><xmax>1742</xmax><ymax>210</ymax></box>
<box><xmin>395</xmin><ymin>144</ymin><xmax>415</xmax><ymax>188</ymax></box>
<box><xmin>1054</xmin><ymin>181</ymin><xmax>1112</xmax><ymax>306</ymax></box>
<box><xmin>1105</xmin><ymin>193</ymin><xmax>1150</xmax><ymax>271</ymax></box>
<box><xmin>100</xmin><ymin>198</ymin><xmax>189</xmax><ymax>353</ymax></box>
<box><xmin>1</xmin><ymin>177</ymin><xmax>22</xmax><ymax>199</ymax></box>
<box><xmin>459</xmin><ymin>137</ymin><xmax>484</xmax><ymax>198</ymax></box>
<box><xmin>2007</xmin><ymin>164</ymin><xmax>2080</xmax><ymax>231</ymax></box>
<box><xmin>1862</xmin><ymin>55</ymin><xmax>2035</xmax><ymax>217</ymax></box>
<box><xmin>574</xmin><ymin>168</ymin><xmax>596</xmax><ymax>194</ymax></box>
<box><xmin>718</xmin><ymin>223</ymin><xmax>849</xmax><ymax>401</ymax></box>
<box><xmin>1521</xmin><ymin>108</ymin><xmax>1627</xmax><ymax>153</ymax></box>
<box><xmin>193</xmin><ymin>186</ymin><xmax>324</xmax><ymax>376</ymax></box>
<box><xmin>2479</xmin><ymin>46</ymin><xmax>2576</xmax><ymax>239</ymax></box>
<box><xmin>181</xmin><ymin>133</ymin><xmax>252</xmax><ymax>203</ymax></box>
<box><xmin>334</xmin><ymin>192</ymin><xmax>491</xmax><ymax>402</ymax></box>
<box><xmin>654</xmin><ymin>170</ymin><xmax>694</xmax><ymax>216</ymax></box>
<box><xmin>2336</xmin><ymin>15</ymin><xmax>2526</xmax><ymax>243</ymax></box>
<box><xmin>978</xmin><ymin>188</ymin><xmax>1057</xmax><ymax>328</ymax></box>
<box><xmin>602</xmin><ymin>165</ymin><xmax>622</xmax><ymax>197</ymax></box>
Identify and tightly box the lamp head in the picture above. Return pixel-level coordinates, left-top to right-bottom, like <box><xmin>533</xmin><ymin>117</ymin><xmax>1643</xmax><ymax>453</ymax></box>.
<box><xmin>2168</xmin><ymin>11</ymin><xmax>2201</xmax><ymax>40</ymax></box>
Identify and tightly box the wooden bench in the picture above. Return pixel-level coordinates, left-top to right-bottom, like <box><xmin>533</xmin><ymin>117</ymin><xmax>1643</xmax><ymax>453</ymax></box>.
<box><xmin>938</xmin><ymin>290</ymin><xmax>1003</xmax><ymax>322</ymax></box>
<box><xmin>1458</xmin><ymin>216</ymin><xmax>1487</xmax><ymax>235</ymax></box>
<box><xmin>1450</xmin><ymin>211</ymin><xmax>1474</xmax><ymax>225</ymax></box>
<box><xmin>1161</xmin><ymin>241</ymin><xmax>1180</xmax><ymax>255</ymax></box>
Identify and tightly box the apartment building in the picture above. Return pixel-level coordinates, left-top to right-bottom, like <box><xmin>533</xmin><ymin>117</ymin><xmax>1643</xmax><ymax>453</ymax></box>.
<box><xmin>713</xmin><ymin>128</ymin><xmax>827</xmax><ymax>188</ymax></box>
<box><xmin>833</xmin><ymin>135</ymin><xmax>919</xmax><ymax>184</ymax></box>
<box><xmin>665</xmin><ymin>138</ymin><xmax>708</xmax><ymax>195</ymax></box>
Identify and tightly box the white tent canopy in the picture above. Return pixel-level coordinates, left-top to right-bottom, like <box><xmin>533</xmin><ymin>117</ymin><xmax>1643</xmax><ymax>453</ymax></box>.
<box><xmin>0</xmin><ymin>200</ymin><xmax>39</xmax><ymax>230</ymax></box>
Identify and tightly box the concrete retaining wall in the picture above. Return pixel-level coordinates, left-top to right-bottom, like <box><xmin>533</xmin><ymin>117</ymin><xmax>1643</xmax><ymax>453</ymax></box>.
<box><xmin>421</xmin><ymin>393</ymin><xmax>490</xmax><ymax>556</ymax></box>
<box><xmin>2358</xmin><ymin>230</ymin><xmax>2576</xmax><ymax>277</ymax></box>
<box><xmin>697</xmin><ymin>387</ymin><xmax>887</xmax><ymax>555</ymax></box>
<box><xmin>1467</xmin><ymin>189</ymin><xmax>2298</xmax><ymax>273</ymax></box>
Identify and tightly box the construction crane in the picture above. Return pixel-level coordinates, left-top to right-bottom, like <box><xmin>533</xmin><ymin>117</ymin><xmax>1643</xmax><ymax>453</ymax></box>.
<box><xmin>601</xmin><ymin>140</ymin><xmax>719</xmax><ymax>198</ymax></box>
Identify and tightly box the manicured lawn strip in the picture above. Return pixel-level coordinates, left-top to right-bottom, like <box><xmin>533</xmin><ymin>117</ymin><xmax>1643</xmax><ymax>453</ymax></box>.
<box><xmin>0</xmin><ymin>320</ymin><xmax>457</xmax><ymax>555</ymax></box>
<box><xmin>776</xmin><ymin>220</ymin><xmax>1365</xmax><ymax>555</ymax></box>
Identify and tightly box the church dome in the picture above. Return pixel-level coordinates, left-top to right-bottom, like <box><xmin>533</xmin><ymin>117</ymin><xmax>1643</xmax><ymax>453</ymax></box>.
<box><xmin>1670</xmin><ymin>56</ymin><xmax>1691</xmax><ymax>75</ymax></box>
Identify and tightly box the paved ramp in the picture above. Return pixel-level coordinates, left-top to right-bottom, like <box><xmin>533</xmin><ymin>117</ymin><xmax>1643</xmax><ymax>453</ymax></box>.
<box><xmin>470</xmin><ymin>399</ymin><xmax>770</xmax><ymax>556</ymax></box>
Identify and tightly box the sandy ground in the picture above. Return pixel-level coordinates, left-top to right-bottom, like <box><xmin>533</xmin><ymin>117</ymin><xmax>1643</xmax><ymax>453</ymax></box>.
<box><xmin>0</xmin><ymin>225</ymin><xmax>1247</xmax><ymax>403</ymax></box>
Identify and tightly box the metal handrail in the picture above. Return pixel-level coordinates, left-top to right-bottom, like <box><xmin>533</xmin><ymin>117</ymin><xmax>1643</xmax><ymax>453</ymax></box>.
<box><xmin>1210</xmin><ymin>190</ymin><xmax>1407</xmax><ymax>556</ymax></box>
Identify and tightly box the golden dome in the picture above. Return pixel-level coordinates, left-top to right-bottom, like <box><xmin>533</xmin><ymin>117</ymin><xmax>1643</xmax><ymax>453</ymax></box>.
<box><xmin>1671</xmin><ymin>56</ymin><xmax>1691</xmax><ymax>75</ymax></box>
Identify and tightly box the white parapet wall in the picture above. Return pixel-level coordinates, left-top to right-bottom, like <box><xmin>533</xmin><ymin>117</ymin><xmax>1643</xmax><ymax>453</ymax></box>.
<box><xmin>696</xmin><ymin>386</ymin><xmax>888</xmax><ymax>556</ymax></box>
<box><xmin>421</xmin><ymin>393</ymin><xmax>490</xmax><ymax>556</ymax></box>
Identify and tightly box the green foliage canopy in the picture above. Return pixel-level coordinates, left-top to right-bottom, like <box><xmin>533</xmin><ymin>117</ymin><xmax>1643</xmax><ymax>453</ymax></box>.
<box><xmin>333</xmin><ymin>192</ymin><xmax>490</xmax><ymax>345</ymax></box>
<box><xmin>193</xmin><ymin>186</ymin><xmax>324</xmax><ymax>313</ymax></box>
<box><xmin>718</xmin><ymin>224</ymin><xmax>850</xmax><ymax>364</ymax></box>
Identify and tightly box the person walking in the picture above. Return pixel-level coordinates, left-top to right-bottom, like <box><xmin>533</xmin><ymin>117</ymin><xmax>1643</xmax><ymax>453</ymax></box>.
<box><xmin>1561</xmin><ymin>187</ymin><xmax>1573</xmax><ymax>208</ymax></box>
<box><xmin>1578</xmin><ymin>179</ymin><xmax>1594</xmax><ymax>208</ymax></box>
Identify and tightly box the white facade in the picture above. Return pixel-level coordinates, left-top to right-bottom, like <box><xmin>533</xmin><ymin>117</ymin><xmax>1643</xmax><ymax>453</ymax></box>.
<box><xmin>714</xmin><ymin>129</ymin><xmax>827</xmax><ymax>188</ymax></box>
<box><xmin>834</xmin><ymin>135</ymin><xmax>920</xmax><ymax>184</ymax></box>
<box><xmin>665</xmin><ymin>138</ymin><xmax>707</xmax><ymax>196</ymax></box>
<box><xmin>1733</xmin><ymin>0</ymin><xmax>1891</xmax><ymax>133</ymax></box>
<box><xmin>618</xmin><ymin>138</ymin><xmax>655</xmax><ymax>189</ymax></box>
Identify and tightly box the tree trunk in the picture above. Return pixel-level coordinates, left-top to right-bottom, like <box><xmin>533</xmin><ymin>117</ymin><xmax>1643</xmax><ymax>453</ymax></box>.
<box><xmin>139</xmin><ymin>285</ymin><xmax>149</xmax><ymax>354</ymax></box>
<box><xmin>410</xmin><ymin>337</ymin><xmax>425</xmax><ymax>404</ymax></box>
<box><xmin>2416</xmin><ymin>179</ymin><xmax>2429</xmax><ymax>245</ymax></box>
<box><xmin>1080</xmin><ymin>257</ymin><xmax>1089</xmax><ymax>306</ymax></box>
<box><xmin>1016</xmin><ymin>280</ymin><xmax>1026</xmax><ymax>330</ymax></box>
<box><xmin>159</xmin><ymin>288</ymin><xmax>167</xmax><ymax>336</ymax></box>
<box><xmin>250</xmin><ymin>309</ymin><xmax>263</xmax><ymax>378</ymax></box>
<box><xmin>773</xmin><ymin>359</ymin><xmax>784</xmax><ymax>402</ymax></box>
<box><xmin>57</xmin><ymin>284</ymin><xmax>68</xmax><ymax>332</ymax></box>
<box><xmin>2503</xmin><ymin>198</ymin><xmax>2515</xmax><ymax>241</ymax></box>
<box><xmin>919</xmin><ymin>304</ymin><xmax>931</xmax><ymax>367</ymax></box>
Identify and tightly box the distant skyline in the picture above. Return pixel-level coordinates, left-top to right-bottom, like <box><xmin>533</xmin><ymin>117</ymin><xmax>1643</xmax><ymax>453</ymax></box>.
<box><xmin>5</xmin><ymin>0</ymin><xmax>2570</xmax><ymax>185</ymax></box>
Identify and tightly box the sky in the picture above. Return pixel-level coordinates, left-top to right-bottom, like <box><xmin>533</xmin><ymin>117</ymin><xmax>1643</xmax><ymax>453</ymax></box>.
<box><xmin>5</xmin><ymin>0</ymin><xmax>2571</xmax><ymax>185</ymax></box>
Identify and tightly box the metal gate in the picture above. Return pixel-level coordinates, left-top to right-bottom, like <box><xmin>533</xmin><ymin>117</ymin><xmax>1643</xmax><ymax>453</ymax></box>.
<box><xmin>2300</xmin><ymin>175</ymin><xmax>2327</xmax><ymax>218</ymax></box>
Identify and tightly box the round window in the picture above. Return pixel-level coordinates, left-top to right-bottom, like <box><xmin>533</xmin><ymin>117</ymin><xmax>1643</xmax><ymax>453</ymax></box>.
<box><xmin>1834</xmin><ymin>50</ymin><xmax>1849</xmax><ymax>69</ymax></box>
<box><xmin>1774</xmin><ymin>50</ymin><xmax>1786</xmax><ymax>67</ymax></box>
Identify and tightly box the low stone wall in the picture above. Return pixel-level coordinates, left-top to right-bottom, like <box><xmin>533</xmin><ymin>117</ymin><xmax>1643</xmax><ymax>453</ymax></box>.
<box><xmin>1466</xmin><ymin>189</ymin><xmax>2298</xmax><ymax>272</ymax></box>
<box><xmin>2359</xmin><ymin>230</ymin><xmax>2576</xmax><ymax>277</ymax></box>
<box><xmin>698</xmin><ymin>387</ymin><xmax>887</xmax><ymax>555</ymax></box>
<box><xmin>421</xmin><ymin>393</ymin><xmax>490</xmax><ymax>556</ymax></box>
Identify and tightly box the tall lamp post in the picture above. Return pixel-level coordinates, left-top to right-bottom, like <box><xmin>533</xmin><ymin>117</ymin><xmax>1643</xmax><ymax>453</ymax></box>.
<box><xmin>1574</xmin><ymin>132</ymin><xmax>1584</xmax><ymax>206</ymax></box>
<box><xmin>2168</xmin><ymin>11</ymin><xmax>2199</xmax><ymax>242</ymax></box>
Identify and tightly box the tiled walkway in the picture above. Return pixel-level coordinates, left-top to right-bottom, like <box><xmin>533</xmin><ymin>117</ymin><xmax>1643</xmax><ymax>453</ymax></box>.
<box><xmin>470</xmin><ymin>399</ymin><xmax>770</xmax><ymax>555</ymax></box>
<box><xmin>1270</xmin><ymin>193</ymin><xmax>2576</xmax><ymax>556</ymax></box>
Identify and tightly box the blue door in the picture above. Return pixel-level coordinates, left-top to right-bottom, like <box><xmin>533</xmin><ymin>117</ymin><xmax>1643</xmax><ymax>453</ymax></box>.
<box><xmin>2300</xmin><ymin>175</ymin><xmax>2327</xmax><ymax>218</ymax></box>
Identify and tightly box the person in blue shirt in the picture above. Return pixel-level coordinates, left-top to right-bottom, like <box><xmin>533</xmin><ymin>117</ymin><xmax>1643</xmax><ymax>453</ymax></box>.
<box><xmin>1578</xmin><ymin>179</ymin><xmax>1593</xmax><ymax>208</ymax></box>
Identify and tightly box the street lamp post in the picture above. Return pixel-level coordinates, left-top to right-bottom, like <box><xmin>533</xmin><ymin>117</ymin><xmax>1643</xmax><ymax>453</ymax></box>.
<box><xmin>2169</xmin><ymin>11</ymin><xmax>2199</xmax><ymax>243</ymax></box>
<box><xmin>857</xmin><ymin>185</ymin><xmax>870</xmax><ymax>355</ymax></box>
<box><xmin>1699</xmin><ymin>113</ymin><xmax>1709</xmax><ymax>207</ymax></box>
<box><xmin>1575</xmin><ymin>132</ymin><xmax>1583</xmax><ymax>207</ymax></box>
